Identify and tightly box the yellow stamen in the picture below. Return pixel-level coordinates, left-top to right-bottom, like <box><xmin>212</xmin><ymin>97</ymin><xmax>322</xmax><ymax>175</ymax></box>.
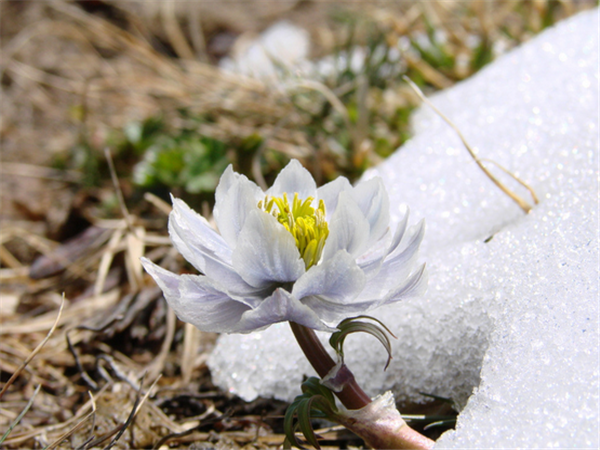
<box><xmin>259</xmin><ymin>193</ymin><xmax>329</xmax><ymax>269</ymax></box>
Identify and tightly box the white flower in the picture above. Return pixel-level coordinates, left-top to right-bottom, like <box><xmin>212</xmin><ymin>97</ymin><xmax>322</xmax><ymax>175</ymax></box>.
<box><xmin>141</xmin><ymin>160</ymin><xmax>426</xmax><ymax>334</ymax></box>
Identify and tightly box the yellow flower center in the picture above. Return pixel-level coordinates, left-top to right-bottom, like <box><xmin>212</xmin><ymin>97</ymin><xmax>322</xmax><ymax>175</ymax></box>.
<box><xmin>258</xmin><ymin>193</ymin><xmax>329</xmax><ymax>269</ymax></box>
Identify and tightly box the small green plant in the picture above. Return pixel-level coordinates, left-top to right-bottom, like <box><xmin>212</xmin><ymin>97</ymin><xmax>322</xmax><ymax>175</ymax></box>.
<box><xmin>286</xmin><ymin>12</ymin><xmax>420</xmax><ymax>181</ymax></box>
<box><xmin>132</xmin><ymin>135</ymin><xmax>228</xmax><ymax>194</ymax></box>
<box><xmin>121</xmin><ymin>115</ymin><xmax>229</xmax><ymax>195</ymax></box>
<box><xmin>410</xmin><ymin>19</ymin><xmax>455</xmax><ymax>75</ymax></box>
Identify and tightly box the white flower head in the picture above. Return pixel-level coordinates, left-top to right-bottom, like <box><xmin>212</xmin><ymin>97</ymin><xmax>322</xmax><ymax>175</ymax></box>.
<box><xmin>141</xmin><ymin>160</ymin><xmax>426</xmax><ymax>334</ymax></box>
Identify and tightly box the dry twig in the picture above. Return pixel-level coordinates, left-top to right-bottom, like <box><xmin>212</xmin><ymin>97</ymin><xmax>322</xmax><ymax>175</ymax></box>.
<box><xmin>0</xmin><ymin>296</ymin><xmax>65</xmax><ymax>401</ymax></box>
<box><xmin>403</xmin><ymin>76</ymin><xmax>538</xmax><ymax>213</ymax></box>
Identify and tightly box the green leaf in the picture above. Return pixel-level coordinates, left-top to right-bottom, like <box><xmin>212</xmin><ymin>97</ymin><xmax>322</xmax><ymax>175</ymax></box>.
<box><xmin>284</xmin><ymin>399</ymin><xmax>304</xmax><ymax>449</ymax></box>
<box><xmin>185</xmin><ymin>172</ymin><xmax>220</xmax><ymax>193</ymax></box>
<box><xmin>329</xmin><ymin>315</ymin><xmax>396</xmax><ymax>370</ymax></box>
<box><xmin>284</xmin><ymin>378</ymin><xmax>340</xmax><ymax>449</ymax></box>
<box><xmin>301</xmin><ymin>377</ymin><xmax>336</xmax><ymax>406</ymax></box>
<box><xmin>297</xmin><ymin>398</ymin><xmax>321</xmax><ymax>450</ymax></box>
<box><xmin>471</xmin><ymin>37</ymin><xmax>494</xmax><ymax>72</ymax></box>
<box><xmin>0</xmin><ymin>384</ymin><xmax>41</xmax><ymax>445</ymax></box>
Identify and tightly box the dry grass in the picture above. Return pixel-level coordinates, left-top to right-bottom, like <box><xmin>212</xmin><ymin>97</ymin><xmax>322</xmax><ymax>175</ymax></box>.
<box><xmin>0</xmin><ymin>1</ymin><xmax>595</xmax><ymax>448</ymax></box>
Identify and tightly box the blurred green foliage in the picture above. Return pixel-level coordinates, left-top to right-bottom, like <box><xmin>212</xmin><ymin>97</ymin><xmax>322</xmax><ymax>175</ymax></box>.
<box><xmin>125</xmin><ymin>117</ymin><xmax>229</xmax><ymax>195</ymax></box>
<box><xmin>62</xmin><ymin>1</ymin><xmax>588</xmax><ymax>207</ymax></box>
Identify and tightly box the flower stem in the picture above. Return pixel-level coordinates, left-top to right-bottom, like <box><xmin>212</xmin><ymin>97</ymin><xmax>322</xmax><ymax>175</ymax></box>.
<box><xmin>290</xmin><ymin>321</ymin><xmax>370</xmax><ymax>409</ymax></box>
<box><xmin>289</xmin><ymin>322</ymin><xmax>434</xmax><ymax>450</ymax></box>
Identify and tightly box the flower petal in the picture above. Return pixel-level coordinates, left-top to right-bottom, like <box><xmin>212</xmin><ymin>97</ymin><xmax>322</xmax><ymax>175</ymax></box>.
<box><xmin>356</xmin><ymin>228</ymin><xmax>390</xmax><ymax>267</ymax></box>
<box><xmin>231</xmin><ymin>288</ymin><xmax>336</xmax><ymax>333</ymax></box>
<box><xmin>357</xmin><ymin>209</ymin><xmax>410</xmax><ymax>277</ymax></box>
<box><xmin>213</xmin><ymin>166</ymin><xmax>264</xmax><ymax>248</ymax></box>
<box><xmin>380</xmin><ymin>263</ymin><xmax>428</xmax><ymax>305</ymax></box>
<box><xmin>300</xmin><ymin>296</ymin><xmax>379</xmax><ymax>324</ymax></box>
<box><xmin>169</xmin><ymin>228</ymin><xmax>263</xmax><ymax>303</ymax></box>
<box><xmin>380</xmin><ymin>219</ymin><xmax>425</xmax><ymax>281</ymax></box>
<box><xmin>293</xmin><ymin>250</ymin><xmax>365</xmax><ymax>303</ymax></box>
<box><xmin>141</xmin><ymin>257</ymin><xmax>251</xmax><ymax>332</ymax></box>
<box><xmin>266</xmin><ymin>159</ymin><xmax>317</xmax><ymax>200</ymax></box>
<box><xmin>317</xmin><ymin>176</ymin><xmax>352</xmax><ymax>220</ymax></box>
<box><xmin>214</xmin><ymin>165</ymin><xmax>237</xmax><ymax>205</ymax></box>
<box><xmin>322</xmin><ymin>191</ymin><xmax>370</xmax><ymax>260</ymax></box>
<box><xmin>385</xmin><ymin>208</ymin><xmax>410</xmax><ymax>258</ymax></box>
<box><xmin>168</xmin><ymin>197</ymin><xmax>262</xmax><ymax>299</ymax></box>
<box><xmin>232</xmin><ymin>210</ymin><xmax>305</xmax><ymax>288</ymax></box>
<box><xmin>292</xmin><ymin>250</ymin><xmax>369</xmax><ymax>324</ymax></box>
<box><xmin>170</xmin><ymin>196</ymin><xmax>232</xmax><ymax>265</ymax></box>
<box><xmin>351</xmin><ymin>177</ymin><xmax>390</xmax><ymax>244</ymax></box>
<box><xmin>303</xmin><ymin>264</ymin><xmax>426</xmax><ymax>325</ymax></box>
<box><xmin>358</xmin><ymin>220</ymin><xmax>425</xmax><ymax>300</ymax></box>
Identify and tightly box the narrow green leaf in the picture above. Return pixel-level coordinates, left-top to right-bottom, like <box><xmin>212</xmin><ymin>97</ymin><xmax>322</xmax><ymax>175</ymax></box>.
<box><xmin>310</xmin><ymin>395</ymin><xmax>338</xmax><ymax>420</ymax></box>
<box><xmin>0</xmin><ymin>384</ymin><xmax>41</xmax><ymax>445</ymax></box>
<box><xmin>297</xmin><ymin>398</ymin><xmax>321</xmax><ymax>450</ymax></box>
<box><xmin>338</xmin><ymin>315</ymin><xmax>397</xmax><ymax>338</ymax></box>
<box><xmin>329</xmin><ymin>316</ymin><xmax>396</xmax><ymax>370</ymax></box>
<box><xmin>283</xmin><ymin>404</ymin><xmax>302</xmax><ymax>450</ymax></box>
<box><xmin>301</xmin><ymin>377</ymin><xmax>336</xmax><ymax>407</ymax></box>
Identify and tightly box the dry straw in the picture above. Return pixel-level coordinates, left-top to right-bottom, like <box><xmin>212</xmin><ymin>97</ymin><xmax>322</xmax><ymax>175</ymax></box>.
<box><xmin>403</xmin><ymin>76</ymin><xmax>539</xmax><ymax>214</ymax></box>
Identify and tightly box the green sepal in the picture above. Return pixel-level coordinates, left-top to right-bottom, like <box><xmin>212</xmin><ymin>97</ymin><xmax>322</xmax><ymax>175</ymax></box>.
<box><xmin>329</xmin><ymin>315</ymin><xmax>396</xmax><ymax>370</ymax></box>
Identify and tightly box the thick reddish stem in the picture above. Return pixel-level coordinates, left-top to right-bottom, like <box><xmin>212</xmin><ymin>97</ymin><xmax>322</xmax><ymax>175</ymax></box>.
<box><xmin>289</xmin><ymin>322</ymin><xmax>435</xmax><ymax>450</ymax></box>
<box><xmin>290</xmin><ymin>321</ymin><xmax>371</xmax><ymax>410</ymax></box>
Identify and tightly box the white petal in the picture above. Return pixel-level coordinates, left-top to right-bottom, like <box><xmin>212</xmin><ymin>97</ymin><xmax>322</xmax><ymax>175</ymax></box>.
<box><xmin>357</xmin><ymin>253</ymin><xmax>384</xmax><ymax>280</ymax></box>
<box><xmin>385</xmin><ymin>208</ymin><xmax>410</xmax><ymax>258</ymax></box>
<box><xmin>266</xmin><ymin>159</ymin><xmax>317</xmax><ymax>199</ymax></box>
<box><xmin>358</xmin><ymin>220</ymin><xmax>425</xmax><ymax>300</ymax></box>
<box><xmin>380</xmin><ymin>263</ymin><xmax>428</xmax><ymax>305</ymax></box>
<box><xmin>306</xmin><ymin>265</ymin><xmax>426</xmax><ymax>324</ymax></box>
<box><xmin>168</xmin><ymin>227</ymin><xmax>261</xmax><ymax>300</ymax></box>
<box><xmin>293</xmin><ymin>250</ymin><xmax>370</xmax><ymax>324</ymax></box>
<box><xmin>356</xmin><ymin>228</ymin><xmax>390</xmax><ymax>268</ymax></box>
<box><xmin>168</xmin><ymin>221</ymin><xmax>206</xmax><ymax>273</ymax></box>
<box><xmin>231</xmin><ymin>288</ymin><xmax>336</xmax><ymax>333</ymax></box>
<box><xmin>356</xmin><ymin>209</ymin><xmax>409</xmax><ymax>277</ymax></box>
<box><xmin>322</xmin><ymin>192</ymin><xmax>370</xmax><ymax>260</ymax></box>
<box><xmin>301</xmin><ymin>296</ymin><xmax>379</xmax><ymax>325</ymax></box>
<box><xmin>232</xmin><ymin>210</ymin><xmax>305</xmax><ymax>288</ymax></box>
<box><xmin>170</xmin><ymin>196</ymin><xmax>232</xmax><ymax>264</ymax></box>
<box><xmin>213</xmin><ymin>167</ymin><xmax>264</xmax><ymax>247</ymax></box>
<box><xmin>141</xmin><ymin>257</ymin><xmax>251</xmax><ymax>332</ymax></box>
<box><xmin>168</xmin><ymin>198</ymin><xmax>261</xmax><ymax>299</ymax></box>
<box><xmin>293</xmin><ymin>250</ymin><xmax>365</xmax><ymax>303</ymax></box>
<box><xmin>351</xmin><ymin>177</ymin><xmax>390</xmax><ymax>243</ymax></box>
<box><xmin>214</xmin><ymin>165</ymin><xmax>237</xmax><ymax>206</ymax></box>
<box><xmin>317</xmin><ymin>176</ymin><xmax>352</xmax><ymax>220</ymax></box>
<box><xmin>381</xmin><ymin>219</ymin><xmax>425</xmax><ymax>281</ymax></box>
